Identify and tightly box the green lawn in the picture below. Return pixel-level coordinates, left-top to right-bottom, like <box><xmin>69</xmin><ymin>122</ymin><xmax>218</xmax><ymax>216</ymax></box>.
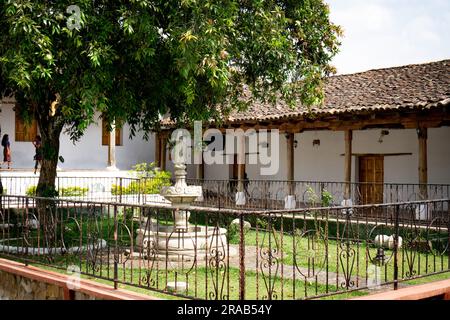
<box><xmin>21</xmin><ymin>260</ymin><xmax>350</xmax><ymax>300</ymax></box>
<box><xmin>4</xmin><ymin>254</ymin><xmax>449</xmax><ymax>300</ymax></box>
<box><xmin>1</xmin><ymin>210</ymin><xmax>449</xmax><ymax>300</ymax></box>
<box><xmin>232</xmin><ymin>228</ymin><xmax>449</xmax><ymax>286</ymax></box>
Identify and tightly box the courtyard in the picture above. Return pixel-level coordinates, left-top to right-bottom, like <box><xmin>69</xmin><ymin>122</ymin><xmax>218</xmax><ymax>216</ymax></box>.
<box><xmin>1</xmin><ymin>0</ymin><xmax>450</xmax><ymax>304</ymax></box>
<box><xmin>0</xmin><ymin>169</ymin><xmax>449</xmax><ymax>300</ymax></box>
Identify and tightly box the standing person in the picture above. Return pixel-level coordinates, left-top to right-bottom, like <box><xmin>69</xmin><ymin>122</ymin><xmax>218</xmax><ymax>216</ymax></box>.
<box><xmin>1</xmin><ymin>134</ymin><xmax>11</xmax><ymax>169</ymax></box>
<box><xmin>243</xmin><ymin>172</ymin><xmax>250</xmax><ymax>198</ymax></box>
<box><xmin>32</xmin><ymin>135</ymin><xmax>43</xmax><ymax>174</ymax></box>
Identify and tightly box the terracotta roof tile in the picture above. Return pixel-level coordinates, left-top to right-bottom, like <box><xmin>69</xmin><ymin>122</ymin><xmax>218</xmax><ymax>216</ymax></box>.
<box><xmin>161</xmin><ymin>59</ymin><xmax>450</xmax><ymax>126</ymax></box>
<box><xmin>227</xmin><ymin>59</ymin><xmax>450</xmax><ymax>123</ymax></box>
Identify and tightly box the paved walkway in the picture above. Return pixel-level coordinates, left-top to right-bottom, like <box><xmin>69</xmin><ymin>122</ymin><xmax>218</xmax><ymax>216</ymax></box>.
<box><xmin>227</xmin><ymin>244</ymin><xmax>369</xmax><ymax>288</ymax></box>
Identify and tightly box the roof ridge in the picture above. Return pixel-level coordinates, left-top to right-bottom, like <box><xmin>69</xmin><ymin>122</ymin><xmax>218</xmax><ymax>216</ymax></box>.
<box><xmin>330</xmin><ymin>58</ymin><xmax>450</xmax><ymax>79</ymax></box>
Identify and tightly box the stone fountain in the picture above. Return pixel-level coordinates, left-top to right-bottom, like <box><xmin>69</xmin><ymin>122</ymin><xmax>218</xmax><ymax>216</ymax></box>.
<box><xmin>135</xmin><ymin>140</ymin><xmax>231</xmax><ymax>263</ymax></box>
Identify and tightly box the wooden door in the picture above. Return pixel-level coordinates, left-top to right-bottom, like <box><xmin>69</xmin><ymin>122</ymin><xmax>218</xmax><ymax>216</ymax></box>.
<box><xmin>231</xmin><ymin>154</ymin><xmax>239</xmax><ymax>180</ymax></box>
<box><xmin>359</xmin><ymin>156</ymin><xmax>384</xmax><ymax>204</ymax></box>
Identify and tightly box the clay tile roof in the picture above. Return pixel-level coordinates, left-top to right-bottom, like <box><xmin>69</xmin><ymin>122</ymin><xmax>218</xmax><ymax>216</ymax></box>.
<box><xmin>161</xmin><ymin>59</ymin><xmax>450</xmax><ymax>126</ymax></box>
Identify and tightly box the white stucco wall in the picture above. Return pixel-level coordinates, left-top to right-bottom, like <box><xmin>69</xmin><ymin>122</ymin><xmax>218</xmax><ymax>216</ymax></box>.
<box><xmin>4</xmin><ymin>94</ymin><xmax>448</xmax><ymax>184</ymax></box>
<box><xmin>0</xmin><ymin>103</ymin><xmax>154</xmax><ymax>170</ymax></box>
<box><xmin>428</xmin><ymin>127</ymin><xmax>450</xmax><ymax>184</ymax></box>
<box><xmin>198</xmin><ymin>127</ymin><xmax>450</xmax><ymax>184</ymax></box>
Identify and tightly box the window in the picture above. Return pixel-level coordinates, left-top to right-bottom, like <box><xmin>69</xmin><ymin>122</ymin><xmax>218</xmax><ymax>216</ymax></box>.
<box><xmin>101</xmin><ymin>119</ymin><xmax>122</xmax><ymax>146</ymax></box>
<box><xmin>15</xmin><ymin>110</ymin><xmax>38</xmax><ymax>142</ymax></box>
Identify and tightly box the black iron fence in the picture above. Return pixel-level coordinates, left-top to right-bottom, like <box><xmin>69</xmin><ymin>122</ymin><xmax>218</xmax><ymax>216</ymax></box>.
<box><xmin>0</xmin><ymin>194</ymin><xmax>448</xmax><ymax>300</ymax></box>
<box><xmin>0</xmin><ymin>175</ymin><xmax>143</xmax><ymax>203</ymax></box>
<box><xmin>1</xmin><ymin>175</ymin><xmax>449</xmax><ymax>210</ymax></box>
<box><xmin>186</xmin><ymin>179</ymin><xmax>450</xmax><ymax>210</ymax></box>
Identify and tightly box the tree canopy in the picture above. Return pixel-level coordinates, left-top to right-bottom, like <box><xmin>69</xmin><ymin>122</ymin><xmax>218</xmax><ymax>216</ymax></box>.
<box><xmin>0</xmin><ymin>0</ymin><xmax>341</xmax><ymax>195</ymax></box>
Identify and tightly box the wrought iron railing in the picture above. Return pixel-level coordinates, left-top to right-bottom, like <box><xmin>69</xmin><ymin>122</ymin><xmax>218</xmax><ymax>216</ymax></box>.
<box><xmin>185</xmin><ymin>179</ymin><xmax>450</xmax><ymax>210</ymax></box>
<box><xmin>1</xmin><ymin>175</ymin><xmax>449</xmax><ymax>209</ymax></box>
<box><xmin>0</xmin><ymin>175</ymin><xmax>143</xmax><ymax>203</ymax></box>
<box><xmin>0</xmin><ymin>194</ymin><xmax>448</xmax><ymax>300</ymax></box>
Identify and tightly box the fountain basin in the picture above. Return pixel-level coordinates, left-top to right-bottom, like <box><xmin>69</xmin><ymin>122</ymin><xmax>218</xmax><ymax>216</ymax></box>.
<box><xmin>160</xmin><ymin>185</ymin><xmax>202</xmax><ymax>208</ymax></box>
<box><xmin>135</xmin><ymin>222</ymin><xmax>232</xmax><ymax>261</ymax></box>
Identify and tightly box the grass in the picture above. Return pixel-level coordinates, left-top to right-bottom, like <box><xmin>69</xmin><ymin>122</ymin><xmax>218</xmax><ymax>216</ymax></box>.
<box><xmin>3</xmin><ymin>252</ymin><xmax>449</xmax><ymax>300</ymax></box>
<box><xmin>402</xmin><ymin>271</ymin><xmax>450</xmax><ymax>286</ymax></box>
<box><xmin>13</xmin><ymin>258</ymin><xmax>343</xmax><ymax>300</ymax></box>
<box><xmin>230</xmin><ymin>228</ymin><xmax>449</xmax><ymax>285</ymax></box>
<box><xmin>1</xmin><ymin>210</ymin><xmax>449</xmax><ymax>300</ymax></box>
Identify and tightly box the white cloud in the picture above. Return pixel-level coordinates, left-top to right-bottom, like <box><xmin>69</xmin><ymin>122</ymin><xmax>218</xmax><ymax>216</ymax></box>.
<box><xmin>326</xmin><ymin>0</ymin><xmax>450</xmax><ymax>74</ymax></box>
<box><xmin>333</xmin><ymin>3</ymin><xmax>393</xmax><ymax>33</ymax></box>
<box><xmin>403</xmin><ymin>16</ymin><xmax>440</xmax><ymax>44</ymax></box>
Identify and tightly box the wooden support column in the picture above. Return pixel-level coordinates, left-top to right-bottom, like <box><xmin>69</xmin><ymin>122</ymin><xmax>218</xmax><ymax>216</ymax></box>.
<box><xmin>107</xmin><ymin>123</ymin><xmax>117</xmax><ymax>170</ymax></box>
<box><xmin>160</xmin><ymin>134</ymin><xmax>167</xmax><ymax>171</ymax></box>
<box><xmin>194</xmin><ymin>122</ymin><xmax>204</xmax><ymax>180</ymax></box>
<box><xmin>155</xmin><ymin>133</ymin><xmax>161</xmax><ymax>168</ymax></box>
<box><xmin>196</xmin><ymin>162</ymin><xmax>204</xmax><ymax>180</ymax></box>
<box><xmin>418</xmin><ymin>127</ymin><xmax>428</xmax><ymax>199</ymax></box>
<box><xmin>344</xmin><ymin>130</ymin><xmax>353</xmax><ymax>200</ymax></box>
<box><xmin>286</xmin><ymin>132</ymin><xmax>295</xmax><ymax>195</ymax></box>
<box><xmin>237</xmin><ymin>134</ymin><xmax>245</xmax><ymax>192</ymax></box>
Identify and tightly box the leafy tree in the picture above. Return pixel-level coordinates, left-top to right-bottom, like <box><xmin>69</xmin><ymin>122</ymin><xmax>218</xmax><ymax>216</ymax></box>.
<box><xmin>0</xmin><ymin>0</ymin><xmax>341</xmax><ymax>197</ymax></box>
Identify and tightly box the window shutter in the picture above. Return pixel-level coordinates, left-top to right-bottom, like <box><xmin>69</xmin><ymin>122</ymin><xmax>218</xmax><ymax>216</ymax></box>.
<box><xmin>15</xmin><ymin>111</ymin><xmax>37</xmax><ymax>142</ymax></box>
<box><xmin>102</xmin><ymin>119</ymin><xmax>122</xmax><ymax>146</ymax></box>
<box><xmin>15</xmin><ymin>114</ymin><xmax>25</xmax><ymax>141</ymax></box>
<box><xmin>115</xmin><ymin>127</ymin><xmax>121</xmax><ymax>146</ymax></box>
<box><xmin>102</xmin><ymin>120</ymin><xmax>109</xmax><ymax>145</ymax></box>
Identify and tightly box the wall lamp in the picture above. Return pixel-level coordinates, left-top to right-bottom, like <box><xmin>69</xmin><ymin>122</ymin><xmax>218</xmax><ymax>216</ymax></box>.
<box><xmin>284</xmin><ymin>133</ymin><xmax>298</xmax><ymax>148</ymax></box>
<box><xmin>378</xmin><ymin>130</ymin><xmax>390</xmax><ymax>143</ymax></box>
<box><xmin>313</xmin><ymin>139</ymin><xmax>320</xmax><ymax>148</ymax></box>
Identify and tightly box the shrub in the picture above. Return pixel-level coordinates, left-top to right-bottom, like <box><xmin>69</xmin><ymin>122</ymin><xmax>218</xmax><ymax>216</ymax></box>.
<box><xmin>112</xmin><ymin>165</ymin><xmax>171</xmax><ymax>195</ymax></box>
<box><xmin>227</xmin><ymin>222</ymin><xmax>239</xmax><ymax>243</ymax></box>
<box><xmin>130</xmin><ymin>162</ymin><xmax>157</xmax><ymax>179</ymax></box>
<box><xmin>111</xmin><ymin>184</ymin><xmax>123</xmax><ymax>195</ymax></box>
<box><xmin>25</xmin><ymin>185</ymin><xmax>37</xmax><ymax>196</ymax></box>
<box><xmin>59</xmin><ymin>186</ymin><xmax>89</xmax><ymax>197</ymax></box>
<box><xmin>321</xmin><ymin>189</ymin><xmax>334</xmax><ymax>207</ymax></box>
<box><xmin>25</xmin><ymin>185</ymin><xmax>88</xmax><ymax>197</ymax></box>
<box><xmin>141</xmin><ymin>174</ymin><xmax>171</xmax><ymax>194</ymax></box>
<box><xmin>111</xmin><ymin>176</ymin><xmax>171</xmax><ymax>195</ymax></box>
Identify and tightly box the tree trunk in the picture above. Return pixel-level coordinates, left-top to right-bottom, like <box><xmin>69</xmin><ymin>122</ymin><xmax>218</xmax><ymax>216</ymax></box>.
<box><xmin>34</xmin><ymin>102</ymin><xmax>64</xmax><ymax>259</ymax></box>
<box><xmin>35</xmin><ymin>108</ymin><xmax>63</xmax><ymax>198</ymax></box>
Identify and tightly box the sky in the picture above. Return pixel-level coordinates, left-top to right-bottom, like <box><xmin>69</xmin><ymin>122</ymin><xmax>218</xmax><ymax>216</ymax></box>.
<box><xmin>326</xmin><ymin>0</ymin><xmax>450</xmax><ymax>74</ymax></box>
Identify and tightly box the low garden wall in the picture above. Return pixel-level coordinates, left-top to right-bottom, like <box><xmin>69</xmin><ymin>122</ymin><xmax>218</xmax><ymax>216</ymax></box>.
<box><xmin>0</xmin><ymin>258</ymin><xmax>159</xmax><ymax>300</ymax></box>
<box><xmin>353</xmin><ymin>278</ymin><xmax>450</xmax><ymax>300</ymax></box>
<box><xmin>0</xmin><ymin>270</ymin><xmax>92</xmax><ymax>300</ymax></box>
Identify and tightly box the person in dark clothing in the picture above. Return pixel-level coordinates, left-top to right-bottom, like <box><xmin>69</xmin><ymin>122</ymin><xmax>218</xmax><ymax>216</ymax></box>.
<box><xmin>1</xmin><ymin>134</ymin><xmax>11</xmax><ymax>169</ymax></box>
<box><xmin>33</xmin><ymin>135</ymin><xmax>43</xmax><ymax>174</ymax></box>
<box><xmin>243</xmin><ymin>172</ymin><xmax>250</xmax><ymax>198</ymax></box>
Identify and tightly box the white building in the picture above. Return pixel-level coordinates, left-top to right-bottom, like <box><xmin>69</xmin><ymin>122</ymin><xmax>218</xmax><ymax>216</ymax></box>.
<box><xmin>0</xmin><ymin>97</ymin><xmax>156</xmax><ymax>170</ymax></box>
<box><xmin>154</xmin><ymin>59</ymin><xmax>450</xmax><ymax>204</ymax></box>
<box><xmin>1</xmin><ymin>59</ymin><xmax>450</xmax><ymax>206</ymax></box>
